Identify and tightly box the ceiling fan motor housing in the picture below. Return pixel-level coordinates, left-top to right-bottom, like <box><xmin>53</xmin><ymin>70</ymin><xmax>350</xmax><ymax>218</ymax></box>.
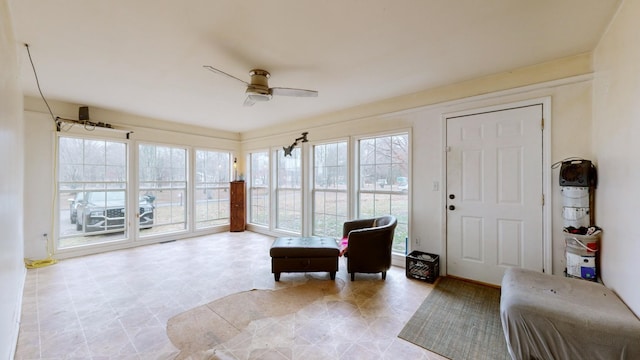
<box><xmin>246</xmin><ymin>69</ymin><xmax>272</xmax><ymax>99</ymax></box>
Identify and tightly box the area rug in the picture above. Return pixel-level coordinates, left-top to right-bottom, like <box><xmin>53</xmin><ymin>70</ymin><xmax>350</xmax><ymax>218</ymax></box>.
<box><xmin>166</xmin><ymin>279</ymin><xmax>344</xmax><ymax>360</ymax></box>
<box><xmin>398</xmin><ymin>277</ymin><xmax>509</xmax><ymax>360</ymax></box>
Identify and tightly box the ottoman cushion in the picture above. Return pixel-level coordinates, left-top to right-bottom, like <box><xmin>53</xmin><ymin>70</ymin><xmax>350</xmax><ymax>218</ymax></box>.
<box><xmin>270</xmin><ymin>237</ymin><xmax>339</xmax><ymax>257</ymax></box>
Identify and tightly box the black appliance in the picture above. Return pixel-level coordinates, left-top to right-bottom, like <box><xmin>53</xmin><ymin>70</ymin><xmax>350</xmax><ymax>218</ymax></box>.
<box><xmin>559</xmin><ymin>160</ymin><xmax>597</xmax><ymax>187</ymax></box>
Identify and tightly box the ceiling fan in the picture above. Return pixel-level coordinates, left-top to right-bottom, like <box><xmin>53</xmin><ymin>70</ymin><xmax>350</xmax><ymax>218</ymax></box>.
<box><xmin>203</xmin><ymin>65</ymin><xmax>318</xmax><ymax>106</ymax></box>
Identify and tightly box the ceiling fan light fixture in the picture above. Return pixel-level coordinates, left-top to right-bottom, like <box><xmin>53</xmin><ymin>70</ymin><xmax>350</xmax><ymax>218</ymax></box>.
<box><xmin>247</xmin><ymin>93</ymin><xmax>271</xmax><ymax>102</ymax></box>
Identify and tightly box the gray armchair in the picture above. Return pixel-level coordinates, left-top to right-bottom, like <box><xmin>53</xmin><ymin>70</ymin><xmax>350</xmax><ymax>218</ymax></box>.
<box><xmin>343</xmin><ymin>215</ymin><xmax>397</xmax><ymax>281</ymax></box>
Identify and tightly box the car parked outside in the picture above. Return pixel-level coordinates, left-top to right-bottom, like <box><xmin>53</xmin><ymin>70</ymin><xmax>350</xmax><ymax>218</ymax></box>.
<box><xmin>74</xmin><ymin>191</ymin><xmax>154</xmax><ymax>233</ymax></box>
<box><xmin>68</xmin><ymin>192</ymin><xmax>84</xmax><ymax>224</ymax></box>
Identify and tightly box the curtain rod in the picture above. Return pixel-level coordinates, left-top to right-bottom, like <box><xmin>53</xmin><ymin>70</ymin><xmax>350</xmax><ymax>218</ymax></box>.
<box><xmin>55</xmin><ymin>117</ymin><xmax>134</xmax><ymax>139</ymax></box>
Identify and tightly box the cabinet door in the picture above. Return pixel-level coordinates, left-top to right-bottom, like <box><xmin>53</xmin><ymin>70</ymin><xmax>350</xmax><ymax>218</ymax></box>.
<box><xmin>230</xmin><ymin>181</ymin><xmax>245</xmax><ymax>231</ymax></box>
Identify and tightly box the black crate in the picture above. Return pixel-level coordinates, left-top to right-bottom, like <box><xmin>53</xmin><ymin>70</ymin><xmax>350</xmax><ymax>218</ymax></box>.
<box><xmin>406</xmin><ymin>251</ymin><xmax>439</xmax><ymax>283</ymax></box>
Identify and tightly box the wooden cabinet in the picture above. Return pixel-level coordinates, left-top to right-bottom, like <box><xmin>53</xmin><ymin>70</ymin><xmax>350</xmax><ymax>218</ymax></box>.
<box><xmin>229</xmin><ymin>181</ymin><xmax>246</xmax><ymax>232</ymax></box>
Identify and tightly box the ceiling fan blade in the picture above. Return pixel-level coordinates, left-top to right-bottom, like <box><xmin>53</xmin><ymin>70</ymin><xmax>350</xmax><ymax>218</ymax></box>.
<box><xmin>203</xmin><ymin>65</ymin><xmax>248</xmax><ymax>85</ymax></box>
<box><xmin>271</xmin><ymin>87</ymin><xmax>318</xmax><ymax>98</ymax></box>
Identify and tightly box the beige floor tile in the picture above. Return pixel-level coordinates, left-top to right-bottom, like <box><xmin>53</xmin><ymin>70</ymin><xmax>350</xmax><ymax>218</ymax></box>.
<box><xmin>16</xmin><ymin>231</ymin><xmax>438</xmax><ymax>359</ymax></box>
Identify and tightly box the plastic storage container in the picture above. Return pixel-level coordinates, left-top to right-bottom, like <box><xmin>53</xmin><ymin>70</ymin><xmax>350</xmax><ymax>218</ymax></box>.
<box><xmin>565</xmin><ymin>232</ymin><xmax>600</xmax><ymax>256</ymax></box>
<box><xmin>561</xmin><ymin>186</ymin><xmax>590</xmax><ymax>208</ymax></box>
<box><xmin>562</xmin><ymin>207</ymin><xmax>590</xmax><ymax>228</ymax></box>
<box><xmin>566</xmin><ymin>253</ymin><xmax>597</xmax><ymax>280</ymax></box>
<box><xmin>565</xmin><ymin>231</ymin><xmax>600</xmax><ymax>281</ymax></box>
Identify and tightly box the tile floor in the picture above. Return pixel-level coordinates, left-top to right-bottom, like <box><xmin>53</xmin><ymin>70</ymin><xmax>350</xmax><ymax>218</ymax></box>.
<box><xmin>15</xmin><ymin>231</ymin><xmax>444</xmax><ymax>359</ymax></box>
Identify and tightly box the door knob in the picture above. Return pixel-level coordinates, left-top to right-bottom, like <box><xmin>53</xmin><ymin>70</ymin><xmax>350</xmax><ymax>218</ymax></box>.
<box><xmin>448</xmin><ymin>205</ymin><xmax>455</xmax><ymax>210</ymax></box>
<box><xmin>449</xmin><ymin>194</ymin><xmax>455</xmax><ymax>199</ymax></box>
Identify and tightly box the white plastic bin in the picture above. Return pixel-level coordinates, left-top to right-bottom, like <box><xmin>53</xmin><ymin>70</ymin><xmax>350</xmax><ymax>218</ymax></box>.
<box><xmin>561</xmin><ymin>186</ymin><xmax>590</xmax><ymax>208</ymax></box>
<box><xmin>562</xmin><ymin>207</ymin><xmax>590</xmax><ymax>228</ymax></box>
<box><xmin>566</xmin><ymin>253</ymin><xmax>597</xmax><ymax>280</ymax></box>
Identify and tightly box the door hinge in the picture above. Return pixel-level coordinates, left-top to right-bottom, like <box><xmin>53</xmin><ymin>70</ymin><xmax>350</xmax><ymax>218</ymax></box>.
<box><xmin>541</xmin><ymin>118</ymin><xmax>544</xmax><ymax>130</ymax></box>
<box><xmin>542</xmin><ymin>194</ymin><xmax>544</xmax><ymax>206</ymax></box>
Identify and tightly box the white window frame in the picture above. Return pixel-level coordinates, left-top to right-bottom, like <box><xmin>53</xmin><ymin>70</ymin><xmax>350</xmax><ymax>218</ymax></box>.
<box><xmin>311</xmin><ymin>139</ymin><xmax>349</xmax><ymax>238</ymax></box>
<box><xmin>354</xmin><ymin>130</ymin><xmax>411</xmax><ymax>255</ymax></box>
<box><xmin>193</xmin><ymin>148</ymin><xmax>232</xmax><ymax>230</ymax></box>
<box><xmin>275</xmin><ymin>146</ymin><xmax>303</xmax><ymax>234</ymax></box>
<box><xmin>137</xmin><ymin>142</ymin><xmax>189</xmax><ymax>237</ymax></box>
<box><xmin>56</xmin><ymin>133</ymin><xmax>130</xmax><ymax>250</ymax></box>
<box><xmin>247</xmin><ymin>150</ymin><xmax>270</xmax><ymax>227</ymax></box>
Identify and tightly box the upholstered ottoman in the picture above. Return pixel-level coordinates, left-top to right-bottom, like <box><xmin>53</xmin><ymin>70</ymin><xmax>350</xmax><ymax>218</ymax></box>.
<box><xmin>270</xmin><ymin>237</ymin><xmax>340</xmax><ymax>281</ymax></box>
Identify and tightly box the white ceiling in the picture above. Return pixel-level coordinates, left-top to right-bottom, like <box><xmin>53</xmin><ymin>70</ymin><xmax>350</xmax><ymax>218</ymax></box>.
<box><xmin>10</xmin><ymin>0</ymin><xmax>620</xmax><ymax>133</ymax></box>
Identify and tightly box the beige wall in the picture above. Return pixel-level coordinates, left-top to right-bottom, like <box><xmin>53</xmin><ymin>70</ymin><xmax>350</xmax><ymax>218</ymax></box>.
<box><xmin>0</xmin><ymin>0</ymin><xmax>26</xmax><ymax>357</ymax></box>
<box><xmin>592</xmin><ymin>0</ymin><xmax>640</xmax><ymax>316</ymax></box>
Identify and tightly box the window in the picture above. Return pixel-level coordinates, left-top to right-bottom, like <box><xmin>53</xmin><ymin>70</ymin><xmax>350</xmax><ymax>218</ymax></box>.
<box><xmin>312</xmin><ymin>141</ymin><xmax>348</xmax><ymax>238</ymax></box>
<box><xmin>57</xmin><ymin>136</ymin><xmax>128</xmax><ymax>249</ymax></box>
<box><xmin>358</xmin><ymin>133</ymin><xmax>409</xmax><ymax>254</ymax></box>
<box><xmin>195</xmin><ymin>149</ymin><xmax>231</xmax><ymax>229</ymax></box>
<box><xmin>276</xmin><ymin>147</ymin><xmax>302</xmax><ymax>233</ymax></box>
<box><xmin>249</xmin><ymin>151</ymin><xmax>269</xmax><ymax>226</ymax></box>
<box><xmin>138</xmin><ymin>144</ymin><xmax>187</xmax><ymax>236</ymax></box>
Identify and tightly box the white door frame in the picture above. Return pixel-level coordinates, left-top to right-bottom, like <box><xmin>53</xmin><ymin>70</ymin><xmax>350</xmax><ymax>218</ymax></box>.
<box><xmin>440</xmin><ymin>97</ymin><xmax>552</xmax><ymax>278</ymax></box>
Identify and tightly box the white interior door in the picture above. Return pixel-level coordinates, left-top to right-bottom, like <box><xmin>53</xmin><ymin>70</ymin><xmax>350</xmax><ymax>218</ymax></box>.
<box><xmin>446</xmin><ymin>104</ymin><xmax>543</xmax><ymax>285</ymax></box>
